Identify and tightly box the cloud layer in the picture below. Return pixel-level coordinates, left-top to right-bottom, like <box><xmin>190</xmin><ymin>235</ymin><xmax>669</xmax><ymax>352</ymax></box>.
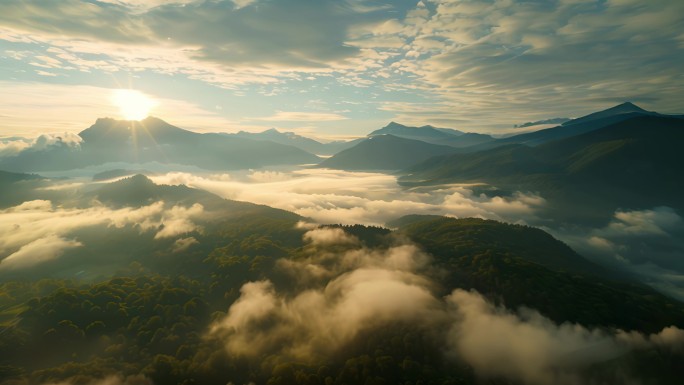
<box><xmin>150</xmin><ymin>169</ymin><xmax>546</xmax><ymax>226</ymax></box>
<box><xmin>558</xmin><ymin>206</ymin><xmax>684</xmax><ymax>301</ymax></box>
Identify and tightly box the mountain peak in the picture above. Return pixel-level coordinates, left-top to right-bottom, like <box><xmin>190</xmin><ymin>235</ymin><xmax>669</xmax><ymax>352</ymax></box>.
<box><xmin>611</xmin><ymin>101</ymin><xmax>646</xmax><ymax>112</ymax></box>
<box><xmin>562</xmin><ymin>102</ymin><xmax>651</xmax><ymax>127</ymax></box>
<box><xmin>384</xmin><ymin>121</ymin><xmax>406</xmax><ymax>129</ymax></box>
<box><xmin>79</xmin><ymin>116</ymin><xmax>193</xmax><ymax>145</ymax></box>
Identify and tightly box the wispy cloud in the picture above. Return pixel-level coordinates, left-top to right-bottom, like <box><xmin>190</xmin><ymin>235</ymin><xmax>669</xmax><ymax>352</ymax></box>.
<box><xmin>251</xmin><ymin>111</ymin><xmax>349</xmax><ymax>122</ymax></box>
<box><xmin>1</xmin><ymin>0</ymin><xmax>682</xmax><ymax>135</ymax></box>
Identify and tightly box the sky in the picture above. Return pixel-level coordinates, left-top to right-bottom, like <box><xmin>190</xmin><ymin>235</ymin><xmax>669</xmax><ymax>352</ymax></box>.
<box><xmin>1</xmin><ymin>0</ymin><xmax>683</xmax><ymax>139</ymax></box>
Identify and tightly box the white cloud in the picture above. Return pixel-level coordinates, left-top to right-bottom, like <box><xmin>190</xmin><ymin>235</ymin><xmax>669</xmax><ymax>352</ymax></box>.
<box><xmin>150</xmin><ymin>170</ymin><xmax>545</xmax><ymax>226</ymax></box>
<box><xmin>0</xmin><ymin>199</ymin><xmax>204</xmax><ymax>268</ymax></box>
<box><xmin>0</xmin><ymin>235</ymin><xmax>82</xmax><ymax>270</ymax></box>
<box><xmin>211</xmin><ymin>227</ymin><xmax>684</xmax><ymax>383</ymax></box>
<box><xmin>0</xmin><ymin>137</ymin><xmax>31</xmax><ymax>157</ymax></box>
<box><xmin>251</xmin><ymin>111</ymin><xmax>349</xmax><ymax>122</ymax></box>
<box><xmin>211</xmin><ymin>231</ymin><xmax>440</xmax><ymax>360</ymax></box>
<box><xmin>154</xmin><ymin>203</ymin><xmax>204</xmax><ymax>239</ymax></box>
<box><xmin>172</xmin><ymin>236</ymin><xmax>199</xmax><ymax>253</ymax></box>
<box><xmin>446</xmin><ymin>289</ymin><xmax>684</xmax><ymax>385</ymax></box>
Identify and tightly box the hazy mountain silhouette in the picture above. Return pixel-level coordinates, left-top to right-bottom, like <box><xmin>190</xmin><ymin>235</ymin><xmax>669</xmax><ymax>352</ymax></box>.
<box><xmin>0</xmin><ymin>170</ymin><xmax>46</xmax><ymax>208</ymax></box>
<box><xmin>497</xmin><ymin>102</ymin><xmax>679</xmax><ymax>146</ymax></box>
<box><xmin>91</xmin><ymin>174</ymin><xmax>300</xmax><ymax>221</ymax></box>
<box><xmin>401</xmin><ymin>115</ymin><xmax>684</xmax><ymax>222</ymax></box>
<box><xmin>319</xmin><ymin>134</ymin><xmax>459</xmax><ymax>170</ymax></box>
<box><xmin>227</xmin><ymin>128</ymin><xmax>360</xmax><ymax>156</ymax></box>
<box><xmin>369</xmin><ymin>122</ymin><xmax>495</xmax><ymax>148</ymax></box>
<box><xmin>0</xmin><ymin>117</ymin><xmax>320</xmax><ymax>172</ymax></box>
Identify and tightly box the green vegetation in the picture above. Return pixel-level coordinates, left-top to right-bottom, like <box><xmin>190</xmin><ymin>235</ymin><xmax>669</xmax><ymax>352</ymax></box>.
<box><xmin>397</xmin><ymin>216</ymin><xmax>684</xmax><ymax>332</ymax></box>
<box><xmin>1</xmin><ymin>214</ymin><xmax>683</xmax><ymax>384</ymax></box>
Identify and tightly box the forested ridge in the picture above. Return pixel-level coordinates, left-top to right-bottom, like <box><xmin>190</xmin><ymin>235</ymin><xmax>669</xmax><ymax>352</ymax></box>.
<box><xmin>1</xmin><ymin>215</ymin><xmax>683</xmax><ymax>384</ymax></box>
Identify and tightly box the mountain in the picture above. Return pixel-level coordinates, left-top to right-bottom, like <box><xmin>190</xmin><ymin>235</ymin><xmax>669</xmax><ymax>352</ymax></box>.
<box><xmin>0</xmin><ymin>170</ymin><xmax>46</xmax><ymax>208</ymax></box>
<box><xmin>0</xmin><ymin>117</ymin><xmax>321</xmax><ymax>172</ymax></box>
<box><xmin>562</xmin><ymin>101</ymin><xmax>648</xmax><ymax>126</ymax></box>
<box><xmin>319</xmin><ymin>134</ymin><xmax>459</xmax><ymax>170</ymax></box>
<box><xmin>400</xmin><ymin>115</ymin><xmax>684</xmax><ymax>222</ymax></box>
<box><xmin>498</xmin><ymin>102</ymin><xmax>677</xmax><ymax>146</ymax></box>
<box><xmin>395</xmin><ymin>216</ymin><xmax>684</xmax><ymax>332</ymax></box>
<box><xmin>0</xmin><ymin>174</ymin><xmax>304</xmax><ymax>280</ymax></box>
<box><xmin>91</xmin><ymin>174</ymin><xmax>301</xmax><ymax>223</ymax></box>
<box><xmin>227</xmin><ymin>128</ymin><xmax>363</xmax><ymax>156</ymax></box>
<box><xmin>369</xmin><ymin>122</ymin><xmax>495</xmax><ymax>148</ymax></box>
<box><xmin>231</xmin><ymin>128</ymin><xmax>321</xmax><ymax>154</ymax></box>
<box><xmin>370</xmin><ymin>121</ymin><xmax>463</xmax><ymax>140</ymax></box>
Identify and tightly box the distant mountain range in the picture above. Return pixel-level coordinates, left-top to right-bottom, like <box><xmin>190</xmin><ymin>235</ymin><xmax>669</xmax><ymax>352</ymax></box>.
<box><xmin>497</xmin><ymin>102</ymin><xmax>679</xmax><ymax>147</ymax></box>
<box><xmin>369</xmin><ymin>121</ymin><xmax>495</xmax><ymax>148</ymax></box>
<box><xmin>400</xmin><ymin>114</ymin><xmax>684</xmax><ymax>222</ymax></box>
<box><xmin>226</xmin><ymin>128</ymin><xmax>361</xmax><ymax>155</ymax></box>
<box><xmin>0</xmin><ymin>117</ymin><xmax>320</xmax><ymax>172</ymax></box>
<box><xmin>318</xmin><ymin>134</ymin><xmax>459</xmax><ymax>170</ymax></box>
<box><xmin>2</xmin><ymin>102</ymin><xmax>681</xmax><ymax>181</ymax></box>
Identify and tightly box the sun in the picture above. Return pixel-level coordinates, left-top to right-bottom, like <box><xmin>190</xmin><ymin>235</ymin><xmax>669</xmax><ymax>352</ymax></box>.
<box><xmin>112</xmin><ymin>89</ymin><xmax>157</xmax><ymax>120</ymax></box>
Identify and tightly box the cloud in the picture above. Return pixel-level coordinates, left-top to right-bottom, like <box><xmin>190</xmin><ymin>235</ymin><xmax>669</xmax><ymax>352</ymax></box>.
<box><xmin>1</xmin><ymin>0</ymin><xmax>682</xmax><ymax>136</ymax></box>
<box><xmin>210</xmin><ymin>227</ymin><xmax>684</xmax><ymax>383</ymax></box>
<box><xmin>0</xmin><ymin>0</ymin><xmax>395</xmax><ymax>78</ymax></box>
<box><xmin>150</xmin><ymin>170</ymin><xmax>546</xmax><ymax>226</ymax></box>
<box><xmin>302</xmin><ymin>227</ymin><xmax>359</xmax><ymax>246</ymax></box>
<box><xmin>0</xmin><ymin>137</ymin><xmax>31</xmax><ymax>157</ymax></box>
<box><xmin>0</xmin><ymin>133</ymin><xmax>82</xmax><ymax>157</ymax></box>
<box><xmin>358</xmin><ymin>0</ymin><xmax>684</xmax><ymax>131</ymax></box>
<box><xmin>446</xmin><ymin>289</ymin><xmax>684</xmax><ymax>385</ymax></box>
<box><xmin>0</xmin><ymin>235</ymin><xmax>82</xmax><ymax>270</ymax></box>
<box><xmin>154</xmin><ymin>203</ymin><xmax>204</xmax><ymax>239</ymax></box>
<box><xmin>0</xmin><ymin>199</ymin><xmax>205</xmax><ymax>269</ymax></box>
<box><xmin>210</xmin><ymin>229</ymin><xmax>441</xmax><ymax>360</ymax></box>
<box><xmin>251</xmin><ymin>111</ymin><xmax>349</xmax><ymax>122</ymax></box>
<box><xmin>607</xmin><ymin>207</ymin><xmax>683</xmax><ymax>236</ymax></box>
<box><xmin>553</xmin><ymin>207</ymin><xmax>684</xmax><ymax>300</ymax></box>
<box><xmin>172</xmin><ymin>236</ymin><xmax>199</xmax><ymax>253</ymax></box>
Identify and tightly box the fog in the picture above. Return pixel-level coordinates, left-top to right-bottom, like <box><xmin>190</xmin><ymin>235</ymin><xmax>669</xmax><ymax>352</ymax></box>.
<box><xmin>3</xmin><ymin>167</ymin><xmax>683</xmax><ymax>302</ymax></box>
<box><xmin>556</xmin><ymin>207</ymin><xmax>684</xmax><ymax>300</ymax></box>
<box><xmin>149</xmin><ymin>169</ymin><xmax>546</xmax><ymax>226</ymax></box>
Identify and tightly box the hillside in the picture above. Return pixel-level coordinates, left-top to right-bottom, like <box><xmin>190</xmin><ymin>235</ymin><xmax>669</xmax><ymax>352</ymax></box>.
<box><xmin>396</xmin><ymin>216</ymin><xmax>684</xmax><ymax>331</ymax></box>
<box><xmin>319</xmin><ymin>134</ymin><xmax>458</xmax><ymax>170</ymax></box>
<box><xmin>400</xmin><ymin>115</ymin><xmax>684</xmax><ymax>221</ymax></box>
